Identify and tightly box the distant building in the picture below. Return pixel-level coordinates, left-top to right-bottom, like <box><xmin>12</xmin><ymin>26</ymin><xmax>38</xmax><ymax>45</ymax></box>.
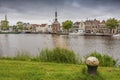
<box><xmin>36</xmin><ymin>24</ymin><xmax>48</xmax><ymax>32</ymax></box>
<box><xmin>99</xmin><ymin>20</ymin><xmax>118</xmax><ymax>34</ymax></box>
<box><xmin>31</xmin><ymin>24</ymin><xmax>40</xmax><ymax>32</ymax></box>
<box><xmin>52</xmin><ymin>11</ymin><xmax>60</xmax><ymax>33</ymax></box>
<box><xmin>40</xmin><ymin>24</ymin><xmax>47</xmax><ymax>32</ymax></box>
<box><xmin>23</xmin><ymin>23</ymin><xmax>32</xmax><ymax>30</ymax></box>
<box><xmin>98</xmin><ymin>20</ymin><xmax>109</xmax><ymax>34</ymax></box>
<box><xmin>73</xmin><ymin>22</ymin><xmax>80</xmax><ymax>32</ymax></box>
<box><xmin>84</xmin><ymin>19</ymin><xmax>100</xmax><ymax>33</ymax></box>
<box><xmin>47</xmin><ymin>25</ymin><xmax>52</xmax><ymax>32</ymax></box>
<box><xmin>117</xmin><ymin>20</ymin><xmax>120</xmax><ymax>34</ymax></box>
<box><xmin>73</xmin><ymin>21</ymin><xmax>85</xmax><ymax>33</ymax></box>
<box><xmin>72</xmin><ymin>19</ymin><xmax>120</xmax><ymax>34</ymax></box>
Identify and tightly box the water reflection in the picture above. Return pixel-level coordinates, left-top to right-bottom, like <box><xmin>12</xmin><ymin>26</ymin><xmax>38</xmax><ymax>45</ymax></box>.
<box><xmin>52</xmin><ymin>34</ymin><xmax>69</xmax><ymax>49</ymax></box>
<box><xmin>0</xmin><ymin>34</ymin><xmax>120</xmax><ymax>60</ymax></box>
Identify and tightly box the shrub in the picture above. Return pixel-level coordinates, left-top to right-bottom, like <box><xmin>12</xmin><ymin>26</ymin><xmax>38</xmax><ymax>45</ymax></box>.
<box><xmin>85</xmin><ymin>52</ymin><xmax>117</xmax><ymax>67</ymax></box>
<box><xmin>38</xmin><ymin>47</ymin><xmax>78</xmax><ymax>64</ymax></box>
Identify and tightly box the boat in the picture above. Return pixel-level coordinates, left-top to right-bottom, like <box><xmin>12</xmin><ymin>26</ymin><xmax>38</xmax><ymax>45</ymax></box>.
<box><xmin>69</xmin><ymin>30</ymin><xmax>85</xmax><ymax>36</ymax></box>
<box><xmin>112</xmin><ymin>34</ymin><xmax>120</xmax><ymax>37</ymax></box>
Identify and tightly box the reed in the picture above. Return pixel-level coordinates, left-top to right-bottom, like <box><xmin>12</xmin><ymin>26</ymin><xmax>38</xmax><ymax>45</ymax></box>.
<box><xmin>38</xmin><ymin>47</ymin><xmax>78</xmax><ymax>64</ymax></box>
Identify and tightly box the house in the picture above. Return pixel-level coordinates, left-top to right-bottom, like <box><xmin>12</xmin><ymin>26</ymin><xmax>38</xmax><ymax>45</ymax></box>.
<box><xmin>79</xmin><ymin>21</ymin><xmax>86</xmax><ymax>33</ymax></box>
<box><xmin>98</xmin><ymin>20</ymin><xmax>109</xmax><ymax>34</ymax></box>
<box><xmin>84</xmin><ymin>19</ymin><xmax>100</xmax><ymax>33</ymax></box>
<box><xmin>35</xmin><ymin>24</ymin><xmax>50</xmax><ymax>32</ymax></box>
<box><xmin>73</xmin><ymin>22</ymin><xmax>80</xmax><ymax>32</ymax></box>
<box><xmin>73</xmin><ymin>21</ymin><xmax>85</xmax><ymax>33</ymax></box>
<box><xmin>40</xmin><ymin>24</ymin><xmax>48</xmax><ymax>32</ymax></box>
<box><xmin>47</xmin><ymin>25</ymin><xmax>52</xmax><ymax>33</ymax></box>
<box><xmin>117</xmin><ymin>20</ymin><xmax>120</xmax><ymax>33</ymax></box>
<box><xmin>31</xmin><ymin>24</ymin><xmax>40</xmax><ymax>32</ymax></box>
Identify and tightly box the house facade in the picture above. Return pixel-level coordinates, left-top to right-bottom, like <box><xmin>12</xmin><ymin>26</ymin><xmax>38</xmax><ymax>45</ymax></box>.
<box><xmin>73</xmin><ymin>21</ymin><xmax>85</xmax><ymax>33</ymax></box>
<box><xmin>98</xmin><ymin>20</ymin><xmax>109</xmax><ymax>34</ymax></box>
<box><xmin>81</xmin><ymin>19</ymin><xmax>119</xmax><ymax>34</ymax></box>
<box><xmin>117</xmin><ymin>21</ymin><xmax>120</xmax><ymax>33</ymax></box>
<box><xmin>35</xmin><ymin>24</ymin><xmax>49</xmax><ymax>32</ymax></box>
<box><xmin>84</xmin><ymin>19</ymin><xmax>100</xmax><ymax>34</ymax></box>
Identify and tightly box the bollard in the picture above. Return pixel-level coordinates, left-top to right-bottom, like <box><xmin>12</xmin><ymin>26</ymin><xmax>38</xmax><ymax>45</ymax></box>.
<box><xmin>86</xmin><ymin>57</ymin><xmax>99</xmax><ymax>74</ymax></box>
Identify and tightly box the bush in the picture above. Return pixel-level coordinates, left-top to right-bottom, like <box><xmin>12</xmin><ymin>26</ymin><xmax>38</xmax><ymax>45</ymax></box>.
<box><xmin>85</xmin><ymin>52</ymin><xmax>117</xmax><ymax>67</ymax></box>
<box><xmin>38</xmin><ymin>47</ymin><xmax>78</xmax><ymax>64</ymax></box>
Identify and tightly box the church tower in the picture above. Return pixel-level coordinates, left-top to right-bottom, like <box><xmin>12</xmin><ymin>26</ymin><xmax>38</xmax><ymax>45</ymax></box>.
<box><xmin>52</xmin><ymin>11</ymin><xmax>60</xmax><ymax>33</ymax></box>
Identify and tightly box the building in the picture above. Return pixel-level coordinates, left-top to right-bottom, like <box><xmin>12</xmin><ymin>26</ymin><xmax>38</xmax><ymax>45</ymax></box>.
<box><xmin>98</xmin><ymin>20</ymin><xmax>109</xmax><ymax>34</ymax></box>
<box><xmin>84</xmin><ymin>19</ymin><xmax>100</xmax><ymax>33</ymax></box>
<box><xmin>73</xmin><ymin>22</ymin><xmax>80</xmax><ymax>32</ymax></box>
<box><xmin>117</xmin><ymin>20</ymin><xmax>120</xmax><ymax>33</ymax></box>
<box><xmin>98</xmin><ymin>20</ymin><xmax>118</xmax><ymax>34</ymax></box>
<box><xmin>73</xmin><ymin>21</ymin><xmax>85</xmax><ymax>33</ymax></box>
<box><xmin>35</xmin><ymin>24</ymin><xmax>52</xmax><ymax>33</ymax></box>
<box><xmin>72</xmin><ymin>19</ymin><xmax>120</xmax><ymax>35</ymax></box>
<box><xmin>31</xmin><ymin>24</ymin><xmax>40</xmax><ymax>32</ymax></box>
<box><xmin>52</xmin><ymin>11</ymin><xmax>60</xmax><ymax>33</ymax></box>
<box><xmin>78</xmin><ymin>21</ymin><xmax>86</xmax><ymax>33</ymax></box>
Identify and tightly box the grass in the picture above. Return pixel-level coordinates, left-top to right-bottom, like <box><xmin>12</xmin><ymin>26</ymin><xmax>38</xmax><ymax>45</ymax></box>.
<box><xmin>0</xmin><ymin>60</ymin><xmax>120</xmax><ymax>80</ymax></box>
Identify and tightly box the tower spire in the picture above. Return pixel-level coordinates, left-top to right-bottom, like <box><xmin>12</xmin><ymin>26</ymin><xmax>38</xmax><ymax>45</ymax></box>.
<box><xmin>55</xmin><ymin>9</ymin><xmax>58</xmax><ymax>22</ymax></box>
<box><xmin>5</xmin><ymin>14</ymin><xmax>7</xmax><ymax>21</ymax></box>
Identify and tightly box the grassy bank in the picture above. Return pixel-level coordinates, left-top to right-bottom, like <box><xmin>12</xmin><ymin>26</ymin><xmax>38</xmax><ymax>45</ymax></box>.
<box><xmin>1</xmin><ymin>48</ymin><xmax>118</xmax><ymax>67</ymax></box>
<box><xmin>0</xmin><ymin>60</ymin><xmax>120</xmax><ymax>80</ymax></box>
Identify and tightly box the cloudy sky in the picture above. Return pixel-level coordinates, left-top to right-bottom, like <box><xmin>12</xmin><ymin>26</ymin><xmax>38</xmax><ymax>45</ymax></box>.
<box><xmin>0</xmin><ymin>0</ymin><xmax>120</xmax><ymax>25</ymax></box>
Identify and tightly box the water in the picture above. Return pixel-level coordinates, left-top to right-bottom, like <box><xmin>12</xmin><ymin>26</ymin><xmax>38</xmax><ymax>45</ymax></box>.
<box><xmin>0</xmin><ymin>34</ymin><xmax>120</xmax><ymax>60</ymax></box>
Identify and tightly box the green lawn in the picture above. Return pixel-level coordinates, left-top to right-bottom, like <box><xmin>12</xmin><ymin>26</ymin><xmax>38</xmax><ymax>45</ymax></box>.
<box><xmin>0</xmin><ymin>60</ymin><xmax>120</xmax><ymax>80</ymax></box>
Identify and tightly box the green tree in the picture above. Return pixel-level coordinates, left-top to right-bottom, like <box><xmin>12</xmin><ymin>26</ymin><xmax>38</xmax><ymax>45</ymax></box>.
<box><xmin>16</xmin><ymin>21</ymin><xmax>24</xmax><ymax>31</ymax></box>
<box><xmin>62</xmin><ymin>20</ymin><xmax>73</xmax><ymax>32</ymax></box>
<box><xmin>105</xmin><ymin>18</ymin><xmax>119</xmax><ymax>34</ymax></box>
<box><xmin>12</xmin><ymin>25</ymin><xmax>18</xmax><ymax>32</ymax></box>
<box><xmin>1</xmin><ymin>20</ymin><xmax>9</xmax><ymax>30</ymax></box>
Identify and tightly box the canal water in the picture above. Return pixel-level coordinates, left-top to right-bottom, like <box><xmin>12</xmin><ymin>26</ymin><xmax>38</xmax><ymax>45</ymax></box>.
<box><xmin>0</xmin><ymin>34</ymin><xmax>120</xmax><ymax>60</ymax></box>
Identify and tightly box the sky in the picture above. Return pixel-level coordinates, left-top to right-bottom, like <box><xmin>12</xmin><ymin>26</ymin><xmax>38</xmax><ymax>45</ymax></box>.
<box><xmin>0</xmin><ymin>0</ymin><xmax>120</xmax><ymax>25</ymax></box>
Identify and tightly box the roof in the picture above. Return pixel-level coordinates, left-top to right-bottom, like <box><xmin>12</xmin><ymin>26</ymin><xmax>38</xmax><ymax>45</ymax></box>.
<box><xmin>31</xmin><ymin>24</ymin><xmax>40</xmax><ymax>27</ymax></box>
<box><xmin>74</xmin><ymin>22</ymin><xmax>80</xmax><ymax>25</ymax></box>
<box><xmin>84</xmin><ymin>19</ymin><xmax>100</xmax><ymax>26</ymax></box>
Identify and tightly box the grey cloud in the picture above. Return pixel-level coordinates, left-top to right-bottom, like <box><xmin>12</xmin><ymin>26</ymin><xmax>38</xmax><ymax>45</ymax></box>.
<box><xmin>0</xmin><ymin>0</ymin><xmax>120</xmax><ymax>25</ymax></box>
<box><xmin>77</xmin><ymin>0</ymin><xmax>120</xmax><ymax>9</ymax></box>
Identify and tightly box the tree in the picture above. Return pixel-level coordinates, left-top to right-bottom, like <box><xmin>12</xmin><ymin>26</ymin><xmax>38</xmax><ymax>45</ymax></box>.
<box><xmin>12</xmin><ymin>25</ymin><xmax>18</xmax><ymax>32</ymax></box>
<box><xmin>1</xmin><ymin>20</ymin><xmax>9</xmax><ymax>30</ymax></box>
<box><xmin>16</xmin><ymin>21</ymin><xmax>24</xmax><ymax>31</ymax></box>
<box><xmin>62</xmin><ymin>20</ymin><xmax>73</xmax><ymax>32</ymax></box>
<box><xmin>105</xmin><ymin>18</ymin><xmax>119</xmax><ymax>34</ymax></box>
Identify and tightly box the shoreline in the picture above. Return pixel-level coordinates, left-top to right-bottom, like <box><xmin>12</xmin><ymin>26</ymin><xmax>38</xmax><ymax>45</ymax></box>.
<box><xmin>0</xmin><ymin>32</ymin><xmax>114</xmax><ymax>36</ymax></box>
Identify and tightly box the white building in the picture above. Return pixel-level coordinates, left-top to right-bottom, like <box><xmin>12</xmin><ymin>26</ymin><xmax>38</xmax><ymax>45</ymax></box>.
<box><xmin>36</xmin><ymin>24</ymin><xmax>50</xmax><ymax>32</ymax></box>
<box><xmin>79</xmin><ymin>21</ymin><xmax>86</xmax><ymax>33</ymax></box>
<box><xmin>73</xmin><ymin>21</ymin><xmax>85</xmax><ymax>33</ymax></box>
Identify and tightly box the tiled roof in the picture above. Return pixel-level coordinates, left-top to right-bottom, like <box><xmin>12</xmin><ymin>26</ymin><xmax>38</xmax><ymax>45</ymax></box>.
<box><xmin>41</xmin><ymin>24</ymin><xmax>47</xmax><ymax>27</ymax></box>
